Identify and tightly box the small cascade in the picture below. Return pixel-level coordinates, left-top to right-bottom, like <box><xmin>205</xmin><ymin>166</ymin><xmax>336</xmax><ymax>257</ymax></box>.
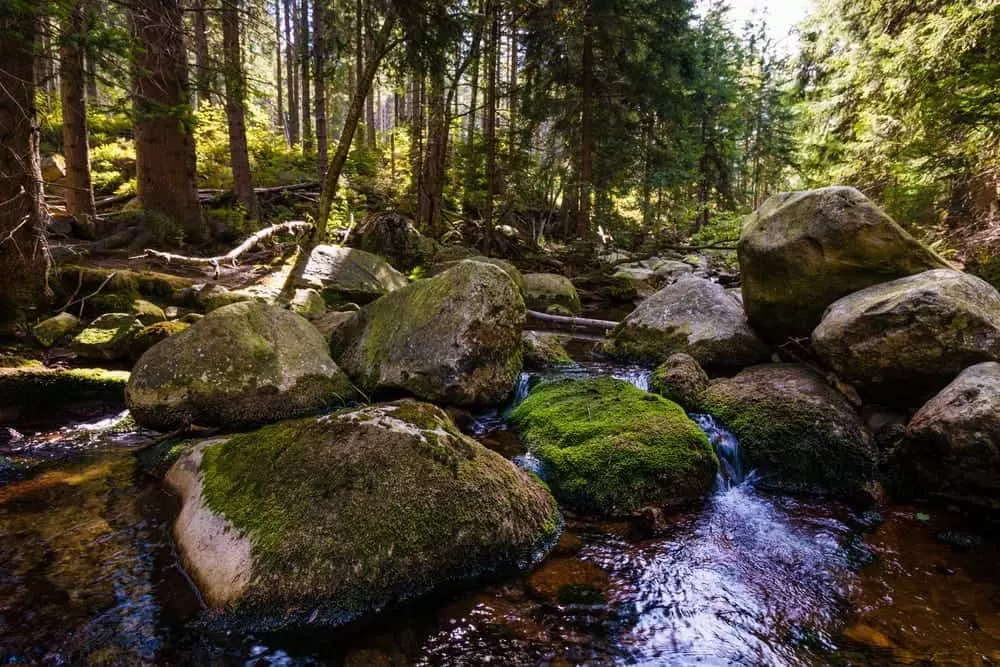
<box><xmin>691</xmin><ymin>413</ymin><xmax>746</xmax><ymax>490</ymax></box>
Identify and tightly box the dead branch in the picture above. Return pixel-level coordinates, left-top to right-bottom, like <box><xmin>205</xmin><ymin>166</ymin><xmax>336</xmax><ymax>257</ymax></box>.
<box><xmin>527</xmin><ymin>309</ymin><xmax>619</xmax><ymax>332</ymax></box>
<box><xmin>59</xmin><ymin>270</ymin><xmax>116</xmax><ymax>317</ymax></box>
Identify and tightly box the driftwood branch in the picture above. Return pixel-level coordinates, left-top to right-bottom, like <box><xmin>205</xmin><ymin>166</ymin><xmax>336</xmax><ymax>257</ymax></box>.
<box><xmin>131</xmin><ymin>221</ymin><xmax>312</xmax><ymax>275</ymax></box>
<box><xmin>527</xmin><ymin>309</ymin><xmax>619</xmax><ymax>332</ymax></box>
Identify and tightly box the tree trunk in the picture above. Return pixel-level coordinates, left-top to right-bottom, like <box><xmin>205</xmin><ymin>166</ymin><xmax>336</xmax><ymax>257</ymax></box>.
<box><xmin>222</xmin><ymin>0</ymin><xmax>259</xmax><ymax>222</ymax></box>
<box><xmin>130</xmin><ymin>0</ymin><xmax>204</xmax><ymax>243</ymax></box>
<box><xmin>275</xmin><ymin>0</ymin><xmax>285</xmax><ymax>144</ymax></box>
<box><xmin>313</xmin><ymin>0</ymin><xmax>327</xmax><ymax>178</ymax></box>
<box><xmin>60</xmin><ymin>0</ymin><xmax>97</xmax><ymax>220</ymax></box>
<box><xmin>299</xmin><ymin>0</ymin><xmax>312</xmax><ymax>152</ymax></box>
<box><xmin>419</xmin><ymin>67</ymin><xmax>447</xmax><ymax>236</ymax></box>
<box><xmin>354</xmin><ymin>0</ymin><xmax>365</xmax><ymax>147</ymax></box>
<box><xmin>576</xmin><ymin>0</ymin><xmax>593</xmax><ymax>240</ymax></box>
<box><xmin>284</xmin><ymin>0</ymin><xmax>300</xmax><ymax>145</ymax></box>
<box><xmin>193</xmin><ymin>0</ymin><xmax>211</xmax><ymax>106</ymax></box>
<box><xmin>0</xmin><ymin>4</ymin><xmax>51</xmax><ymax>331</ymax></box>
<box><xmin>84</xmin><ymin>0</ymin><xmax>100</xmax><ymax>101</ymax></box>
<box><xmin>484</xmin><ymin>0</ymin><xmax>499</xmax><ymax>248</ymax></box>
<box><xmin>462</xmin><ymin>0</ymin><xmax>482</xmax><ymax>214</ymax></box>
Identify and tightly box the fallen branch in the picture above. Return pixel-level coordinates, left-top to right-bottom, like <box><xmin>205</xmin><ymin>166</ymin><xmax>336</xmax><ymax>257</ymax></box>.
<box><xmin>59</xmin><ymin>270</ymin><xmax>116</xmax><ymax>317</ymax></box>
<box><xmin>132</xmin><ymin>220</ymin><xmax>312</xmax><ymax>277</ymax></box>
<box><xmin>660</xmin><ymin>241</ymin><xmax>738</xmax><ymax>252</ymax></box>
<box><xmin>527</xmin><ymin>309</ymin><xmax>619</xmax><ymax>332</ymax></box>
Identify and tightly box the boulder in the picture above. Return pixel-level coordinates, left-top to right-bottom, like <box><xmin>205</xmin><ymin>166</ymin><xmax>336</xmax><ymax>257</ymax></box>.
<box><xmin>611</xmin><ymin>258</ymin><xmax>694</xmax><ymax>298</ymax></box>
<box><xmin>41</xmin><ymin>154</ymin><xmax>66</xmax><ymax>182</ymax></box>
<box><xmin>700</xmin><ymin>364</ymin><xmax>877</xmax><ymax>497</ymax></box>
<box><xmin>522</xmin><ymin>273</ymin><xmax>581</xmax><ymax>315</ymax></box>
<box><xmin>179</xmin><ymin>284</ymin><xmax>255</xmax><ymax>313</ymax></box>
<box><xmin>128</xmin><ymin>320</ymin><xmax>190</xmax><ymax>360</ymax></box>
<box><xmin>510</xmin><ymin>377</ymin><xmax>717</xmax><ymax>516</ymax></box>
<box><xmin>32</xmin><ymin>312</ymin><xmax>80</xmax><ymax>347</ymax></box>
<box><xmin>523</xmin><ymin>331</ymin><xmax>573</xmax><ymax>369</ymax></box>
<box><xmin>333</xmin><ymin>261</ymin><xmax>524</xmax><ymax>406</ymax></box>
<box><xmin>605</xmin><ymin>275</ymin><xmax>769</xmax><ymax>369</ymax></box>
<box><xmin>289</xmin><ymin>288</ymin><xmax>327</xmax><ymax>319</ymax></box>
<box><xmin>345</xmin><ymin>212</ymin><xmax>442</xmax><ymax>271</ymax></box>
<box><xmin>311</xmin><ymin>309</ymin><xmax>358</xmax><ymax>343</ymax></box>
<box><xmin>126</xmin><ymin>302</ymin><xmax>355</xmax><ymax>431</ymax></box>
<box><xmin>430</xmin><ymin>256</ymin><xmax>524</xmax><ymax>294</ymax></box>
<box><xmin>739</xmin><ymin>187</ymin><xmax>949</xmax><ymax>341</ymax></box>
<box><xmin>299</xmin><ymin>244</ymin><xmax>408</xmax><ymax>305</ymax></box>
<box><xmin>166</xmin><ymin>401</ymin><xmax>559</xmax><ymax>631</ymax></box>
<box><xmin>897</xmin><ymin>362</ymin><xmax>1000</xmax><ymax>508</ymax></box>
<box><xmin>610</xmin><ymin>266</ymin><xmax>658</xmax><ymax>299</ymax></box>
<box><xmin>649</xmin><ymin>353</ymin><xmax>709</xmax><ymax>410</ymax></box>
<box><xmin>812</xmin><ymin>269</ymin><xmax>1000</xmax><ymax>403</ymax></box>
<box><xmin>71</xmin><ymin>313</ymin><xmax>144</xmax><ymax>360</ymax></box>
<box><xmin>0</xmin><ymin>366</ymin><xmax>129</xmax><ymax>422</ymax></box>
<box><xmin>131</xmin><ymin>299</ymin><xmax>166</xmax><ymax>325</ymax></box>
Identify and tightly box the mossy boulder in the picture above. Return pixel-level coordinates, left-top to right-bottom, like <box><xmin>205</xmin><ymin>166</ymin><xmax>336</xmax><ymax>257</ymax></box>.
<box><xmin>606</xmin><ymin>275</ymin><xmax>769</xmax><ymax>369</ymax></box>
<box><xmin>300</xmin><ymin>244</ymin><xmax>408</xmax><ymax>305</ymax></box>
<box><xmin>290</xmin><ymin>288</ymin><xmax>327</xmax><ymax>319</ymax></box>
<box><xmin>739</xmin><ymin>187</ymin><xmax>949</xmax><ymax>342</ymax></box>
<box><xmin>165</xmin><ymin>401</ymin><xmax>560</xmax><ymax>631</ymax></box>
<box><xmin>128</xmin><ymin>320</ymin><xmax>190</xmax><ymax>360</ymax></box>
<box><xmin>700</xmin><ymin>364</ymin><xmax>877</xmax><ymax>497</ymax></box>
<box><xmin>430</xmin><ymin>257</ymin><xmax>524</xmax><ymax>295</ymax></box>
<box><xmin>32</xmin><ymin>312</ymin><xmax>80</xmax><ymax>347</ymax></box>
<box><xmin>510</xmin><ymin>377</ymin><xmax>718</xmax><ymax>516</ymax></box>
<box><xmin>131</xmin><ymin>299</ymin><xmax>166</xmax><ymax>325</ymax></box>
<box><xmin>894</xmin><ymin>362</ymin><xmax>1000</xmax><ymax>509</ymax></box>
<box><xmin>126</xmin><ymin>302</ymin><xmax>355</xmax><ymax>431</ymax></box>
<box><xmin>0</xmin><ymin>366</ymin><xmax>129</xmax><ymax>421</ymax></box>
<box><xmin>346</xmin><ymin>211</ymin><xmax>442</xmax><ymax>271</ymax></box>
<box><xmin>333</xmin><ymin>261</ymin><xmax>525</xmax><ymax>406</ymax></box>
<box><xmin>523</xmin><ymin>331</ymin><xmax>573</xmax><ymax>369</ymax></box>
<box><xmin>812</xmin><ymin>269</ymin><xmax>1000</xmax><ymax>404</ymax></box>
<box><xmin>649</xmin><ymin>353</ymin><xmax>709</xmax><ymax>410</ymax></box>
<box><xmin>522</xmin><ymin>273</ymin><xmax>581</xmax><ymax>314</ymax></box>
<box><xmin>178</xmin><ymin>283</ymin><xmax>256</xmax><ymax>313</ymax></box>
<box><xmin>54</xmin><ymin>265</ymin><xmax>194</xmax><ymax>305</ymax></box>
<box><xmin>71</xmin><ymin>313</ymin><xmax>144</xmax><ymax>360</ymax></box>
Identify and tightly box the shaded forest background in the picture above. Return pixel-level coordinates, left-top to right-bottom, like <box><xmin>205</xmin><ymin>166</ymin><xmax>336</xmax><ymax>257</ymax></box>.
<box><xmin>13</xmin><ymin>0</ymin><xmax>1000</xmax><ymax>274</ymax></box>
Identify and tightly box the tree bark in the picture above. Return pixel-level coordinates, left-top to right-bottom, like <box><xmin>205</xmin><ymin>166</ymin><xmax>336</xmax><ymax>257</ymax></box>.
<box><xmin>60</xmin><ymin>0</ymin><xmax>97</xmax><ymax>220</ymax></box>
<box><xmin>354</xmin><ymin>0</ymin><xmax>365</xmax><ymax>147</ymax></box>
<box><xmin>0</xmin><ymin>4</ymin><xmax>51</xmax><ymax>330</ymax></box>
<box><xmin>484</xmin><ymin>0</ymin><xmax>500</xmax><ymax>248</ymax></box>
<box><xmin>299</xmin><ymin>0</ymin><xmax>312</xmax><ymax>152</ymax></box>
<box><xmin>313</xmin><ymin>0</ymin><xmax>327</xmax><ymax>178</ymax></box>
<box><xmin>193</xmin><ymin>0</ymin><xmax>211</xmax><ymax>106</ymax></box>
<box><xmin>365</xmin><ymin>11</ymin><xmax>377</xmax><ymax>149</ymax></box>
<box><xmin>419</xmin><ymin>66</ymin><xmax>447</xmax><ymax>236</ymax></box>
<box><xmin>221</xmin><ymin>0</ymin><xmax>259</xmax><ymax>222</ymax></box>
<box><xmin>284</xmin><ymin>0</ymin><xmax>300</xmax><ymax>145</ymax></box>
<box><xmin>275</xmin><ymin>0</ymin><xmax>285</xmax><ymax>144</ymax></box>
<box><xmin>130</xmin><ymin>0</ymin><xmax>204</xmax><ymax>243</ymax></box>
<box><xmin>576</xmin><ymin>0</ymin><xmax>593</xmax><ymax>240</ymax></box>
<box><xmin>462</xmin><ymin>0</ymin><xmax>482</xmax><ymax>214</ymax></box>
<box><xmin>84</xmin><ymin>0</ymin><xmax>100</xmax><ymax>101</ymax></box>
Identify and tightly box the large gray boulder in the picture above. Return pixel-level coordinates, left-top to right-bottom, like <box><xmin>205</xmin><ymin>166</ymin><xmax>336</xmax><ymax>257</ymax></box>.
<box><xmin>166</xmin><ymin>401</ymin><xmax>560</xmax><ymax>631</ymax></box>
<box><xmin>897</xmin><ymin>362</ymin><xmax>1000</xmax><ymax>509</ymax></box>
<box><xmin>739</xmin><ymin>187</ymin><xmax>949</xmax><ymax>341</ymax></box>
<box><xmin>127</xmin><ymin>302</ymin><xmax>355</xmax><ymax>431</ymax></box>
<box><xmin>605</xmin><ymin>275</ymin><xmax>769</xmax><ymax>369</ymax></box>
<box><xmin>299</xmin><ymin>244</ymin><xmax>408</xmax><ymax>305</ymax></box>
<box><xmin>812</xmin><ymin>269</ymin><xmax>1000</xmax><ymax>403</ymax></box>
<box><xmin>332</xmin><ymin>260</ymin><xmax>525</xmax><ymax>406</ymax></box>
<box><xmin>345</xmin><ymin>211</ymin><xmax>441</xmax><ymax>271</ymax></box>
<box><xmin>700</xmin><ymin>364</ymin><xmax>877</xmax><ymax>497</ymax></box>
<box><xmin>522</xmin><ymin>273</ymin><xmax>581</xmax><ymax>314</ymax></box>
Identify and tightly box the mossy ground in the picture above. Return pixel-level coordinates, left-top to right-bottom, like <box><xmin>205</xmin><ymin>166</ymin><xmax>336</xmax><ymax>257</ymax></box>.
<box><xmin>194</xmin><ymin>402</ymin><xmax>560</xmax><ymax>629</ymax></box>
<box><xmin>0</xmin><ymin>367</ymin><xmax>129</xmax><ymax>412</ymax></box>
<box><xmin>510</xmin><ymin>377</ymin><xmax>717</xmax><ymax>516</ymax></box>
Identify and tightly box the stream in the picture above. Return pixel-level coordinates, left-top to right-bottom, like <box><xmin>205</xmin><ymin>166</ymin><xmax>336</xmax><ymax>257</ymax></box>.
<box><xmin>1</xmin><ymin>360</ymin><xmax>999</xmax><ymax>664</ymax></box>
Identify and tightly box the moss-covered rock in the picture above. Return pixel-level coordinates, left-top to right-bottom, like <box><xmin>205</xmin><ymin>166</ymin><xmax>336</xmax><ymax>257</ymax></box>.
<box><xmin>71</xmin><ymin>313</ymin><xmax>144</xmax><ymax>360</ymax></box>
<box><xmin>649</xmin><ymin>353</ymin><xmax>709</xmax><ymax>410</ymax></box>
<box><xmin>126</xmin><ymin>302</ymin><xmax>355</xmax><ymax>431</ymax></box>
<box><xmin>128</xmin><ymin>320</ymin><xmax>190</xmax><ymax>360</ymax></box>
<box><xmin>333</xmin><ymin>261</ymin><xmax>525</xmax><ymax>406</ymax></box>
<box><xmin>54</xmin><ymin>265</ymin><xmax>194</xmax><ymax>305</ymax></box>
<box><xmin>606</xmin><ymin>275</ymin><xmax>769</xmax><ymax>369</ymax></box>
<box><xmin>165</xmin><ymin>401</ymin><xmax>560</xmax><ymax>631</ymax></box>
<box><xmin>32</xmin><ymin>312</ymin><xmax>80</xmax><ymax>347</ymax></box>
<box><xmin>510</xmin><ymin>377</ymin><xmax>717</xmax><ymax>516</ymax></box>
<box><xmin>0</xmin><ymin>366</ymin><xmax>129</xmax><ymax>420</ymax></box>
<box><xmin>812</xmin><ymin>269</ymin><xmax>1000</xmax><ymax>404</ymax></box>
<box><xmin>299</xmin><ymin>244</ymin><xmax>408</xmax><ymax>305</ymax></box>
<box><xmin>522</xmin><ymin>273</ymin><xmax>582</xmax><ymax>314</ymax></box>
<box><xmin>894</xmin><ymin>362</ymin><xmax>1000</xmax><ymax>510</ymax></box>
<box><xmin>739</xmin><ymin>187</ymin><xmax>949</xmax><ymax>342</ymax></box>
<box><xmin>700</xmin><ymin>364</ymin><xmax>876</xmax><ymax>497</ymax></box>
<box><xmin>289</xmin><ymin>288</ymin><xmax>327</xmax><ymax>319</ymax></box>
<box><xmin>178</xmin><ymin>283</ymin><xmax>256</xmax><ymax>313</ymax></box>
<box><xmin>131</xmin><ymin>299</ymin><xmax>166</xmax><ymax>325</ymax></box>
<box><xmin>346</xmin><ymin>211</ymin><xmax>442</xmax><ymax>271</ymax></box>
<box><xmin>430</xmin><ymin>257</ymin><xmax>524</xmax><ymax>295</ymax></box>
<box><xmin>523</xmin><ymin>331</ymin><xmax>573</xmax><ymax>369</ymax></box>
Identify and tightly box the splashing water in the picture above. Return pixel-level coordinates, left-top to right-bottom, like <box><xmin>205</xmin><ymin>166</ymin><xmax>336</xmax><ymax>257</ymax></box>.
<box><xmin>691</xmin><ymin>413</ymin><xmax>746</xmax><ymax>490</ymax></box>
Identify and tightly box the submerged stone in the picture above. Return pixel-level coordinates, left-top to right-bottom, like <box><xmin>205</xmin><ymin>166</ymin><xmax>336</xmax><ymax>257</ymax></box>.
<box><xmin>127</xmin><ymin>302</ymin><xmax>355</xmax><ymax>431</ymax></box>
<box><xmin>166</xmin><ymin>401</ymin><xmax>560</xmax><ymax>631</ymax></box>
<box><xmin>510</xmin><ymin>377</ymin><xmax>717</xmax><ymax>516</ymax></box>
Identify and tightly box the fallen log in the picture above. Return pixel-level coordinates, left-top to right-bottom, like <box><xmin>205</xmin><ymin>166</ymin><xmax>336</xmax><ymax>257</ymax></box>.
<box><xmin>131</xmin><ymin>220</ymin><xmax>312</xmax><ymax>277</ymax></box>
<box><xmin>527</xmin><ymin>309</ymin><xmax>619</xmax><ymax>332</ymax></box>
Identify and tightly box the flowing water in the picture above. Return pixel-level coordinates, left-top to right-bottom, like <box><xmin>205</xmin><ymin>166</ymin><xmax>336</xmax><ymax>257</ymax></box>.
<box><xmin>2</xmin><ymin>363</ymin><xmax>999</xmax><ymax>664</ymax></box>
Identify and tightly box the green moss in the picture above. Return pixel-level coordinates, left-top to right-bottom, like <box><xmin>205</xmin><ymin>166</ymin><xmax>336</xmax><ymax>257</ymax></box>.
<box><xmin>32</xmin><ymin>312</ymin><xmax>80</xmax><ymax>347</ymax></box>
<box><xmin>0</xmin><ymin>366</ymin><xmax>129</xmax><ymax>410</ymax></box>
<box><xmin>55</xmin><ymin>265</ymin><xmax>194</xmax><ymax>306</ymax></box>
<box><xmin>510</xmin><ymin>377</ymin><xmax>717</xmax><ymax>515</ymax></box>
<box><xmin>0</xmin><ymin>353</ymin><xmax>43</xmax><ymax>369</ymax></box>
<box><xmin>195</xmin><ymin>403</ymin><xmax>560</xmax><ymax>628</ymax></box>
<box><xmin>129</xmin><ymin>320</ymin><xmax>189</xmax><ymax>359</ymax></box>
